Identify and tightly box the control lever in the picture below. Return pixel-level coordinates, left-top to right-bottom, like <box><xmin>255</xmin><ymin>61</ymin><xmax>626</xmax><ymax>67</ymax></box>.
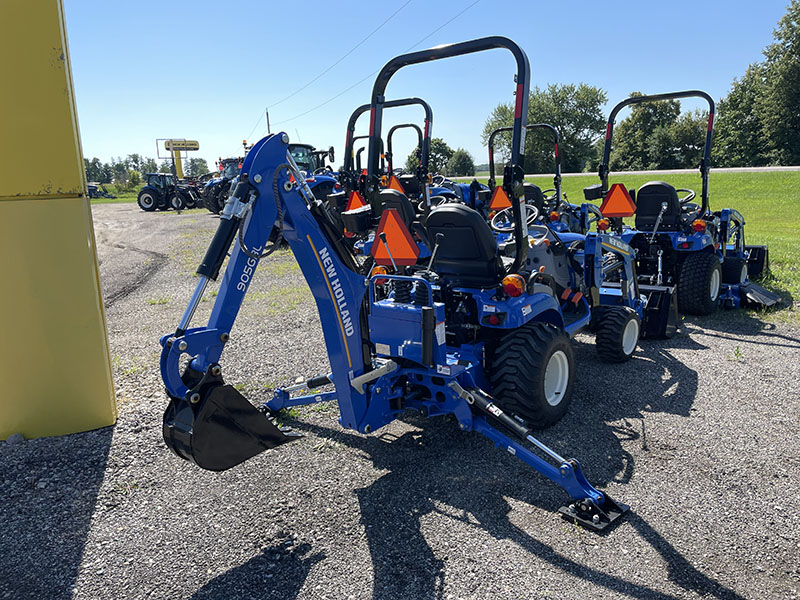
<box><xmin>649</xmin><ymin>202</ymin><xmax>669</xmax><ymax>243</ymax></box>
<box><xmin>426</xmin><ymin>232</ymin><xmax>444</xmax><ymax>270</ymax></box>
<box><xmin>378</xmin><ymin>232</ymin><xmax>399</xmax><ymax>271</ymax></box>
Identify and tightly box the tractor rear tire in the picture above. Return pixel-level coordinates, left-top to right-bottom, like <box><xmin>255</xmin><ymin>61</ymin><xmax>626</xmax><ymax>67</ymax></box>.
<box><xmin>722</xmin><ymin>256</ymin><xmax>748</xmax><ymax>284</ymax></box>
<box><xmin>595</xmin><ymin>306</ymin><xmax>640</xmax><ymax>362</ymax></box>
<box><xmin>137</xmin><ymin>190</ymin><xmax>157</xmax><ymax>212</ymax></box>
<box><xmin>677</xmin><ymin>252</ymin><xmax>722</xmax><ymax>315</ymax></box>
<box><xmin>169</xmin><ymin>193</ymin><xmax>186</xmax><ymax>211</ymax></box>
<box><xmin>489</xmin><ymin>322</ymin><xmax>574</xmax><ymax>428</ymax></box>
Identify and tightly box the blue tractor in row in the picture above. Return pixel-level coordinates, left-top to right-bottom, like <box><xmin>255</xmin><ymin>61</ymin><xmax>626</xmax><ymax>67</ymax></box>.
<box><xmin>584</xmin><ymin>91</ymin><xmax>779</xmax><ymax>314</ymax></box>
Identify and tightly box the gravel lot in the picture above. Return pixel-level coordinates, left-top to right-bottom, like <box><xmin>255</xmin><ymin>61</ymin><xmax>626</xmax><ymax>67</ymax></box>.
<box><xmin>2</xmin><ymin>203</ymin><xmax>799</xmax><ymax>600</ymax></box>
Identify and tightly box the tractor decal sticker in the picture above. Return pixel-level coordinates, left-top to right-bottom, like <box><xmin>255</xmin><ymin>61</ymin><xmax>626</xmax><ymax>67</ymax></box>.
<box><xmin>483</xmin><ymin>304</ymin><xmax>496</xmax><ymax>313</ymax></box>
<box><xmin>436</xmin><ymin>364</ymin><xmax>451</xmax><ymax>375</ymax></box>
<box><xmin>522</xmin><ymin>304</ymin><xmax>532</xmax><ymax>316</ymax></box>
<box><xmin>307</xmin><ymin>236</ymin><xmax>353</xmax><ymax>368</ymax></box>
<box><xmin>486</xmin><ymin>403</ymin><xmax>503</xmax><ymax>417</ymax></box>
<box><xmin>507</xmin><ymin>446</ymin><xmax>516</xmax><ymax>455</ymax></box>
<box><xmin>435</xmin><ymin>321</ymin><xmax>446</xmax><ymax>346</ymax></box>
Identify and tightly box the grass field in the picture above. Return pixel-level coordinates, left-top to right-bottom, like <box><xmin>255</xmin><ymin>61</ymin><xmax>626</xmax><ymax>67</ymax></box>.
<box><xmin>93</xmin><ymin>170</ymin><xmax>799</xmax><ymax>319</ymax></box>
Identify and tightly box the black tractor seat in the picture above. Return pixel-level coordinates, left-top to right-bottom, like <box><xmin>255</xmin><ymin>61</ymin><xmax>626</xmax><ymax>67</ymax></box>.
<box><xmin>634</xmin><ymin>181</ymin><xmax>681</xmax><ymax>231</ymax></box>
<box><xmin>426</xmin><ymin>204</ymin><xmax>505</xmax><ymax>288</ymax></box>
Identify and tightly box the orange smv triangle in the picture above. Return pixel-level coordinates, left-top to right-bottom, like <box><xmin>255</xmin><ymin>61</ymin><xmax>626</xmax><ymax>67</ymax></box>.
<box><xmin>371</xmin><ymin>208</ymin><xmax>420</xmax><ymax>266</ymax></box>
<box><xmin>388</xmin><ymin>175</ymin><xmax>406</xmax><ymax>194</ymax></box>
<box><xmin>489</xmin><ymin>186</ymin><xmax>512</xmax><ymax>210</ymax></box>
<box><xmin>600</xmin><ymin>183</ymin><xmax>637</xmax><ymax>218</ymax></box>
<box><xmin>345</xmin><ymin>190</ymin><xmax>367</xmax><ymax>211</ymax></box>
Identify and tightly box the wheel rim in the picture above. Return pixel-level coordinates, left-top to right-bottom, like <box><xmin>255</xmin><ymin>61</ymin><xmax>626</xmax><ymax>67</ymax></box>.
<box><xmin>739</xmin><ymin>263</ymin><xmax>748</xmax><ymax>283</ymax></box>
<box><xmin>709</xmin><ymin>267</ymin><xmax>721</xmax><ymax>301</ymax></box>
<box><xmin>622</xmin><ymin>318</ymin><xmax>639</xmax><ymax>356</ymax></box>
<box><xmin>543</xmin><ymin>350</ymin><xmax>569</xmax><ymax>406</ymax></box>
<box><xmin>140</xmin><ymin>193</ymin><xmax>154</xmax><ymax>208</ymax></box>
<box><xmin>171</xmin><ymin>196</ymin><xmax>181</xmax><ymax>209</ymax></box>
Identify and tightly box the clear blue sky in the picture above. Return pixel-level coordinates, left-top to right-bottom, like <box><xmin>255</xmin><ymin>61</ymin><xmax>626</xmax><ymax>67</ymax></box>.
<box><xmin>65</xmin><ymin>0</ymin><xmax>788</xmax><ymax>171</ymax></box>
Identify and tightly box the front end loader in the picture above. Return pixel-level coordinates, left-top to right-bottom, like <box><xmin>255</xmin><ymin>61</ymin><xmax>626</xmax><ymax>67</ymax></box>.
<box><xmin>158</xmin><ymin>37</ymin><xmax>628</xmax><ymax>531</ymax></box>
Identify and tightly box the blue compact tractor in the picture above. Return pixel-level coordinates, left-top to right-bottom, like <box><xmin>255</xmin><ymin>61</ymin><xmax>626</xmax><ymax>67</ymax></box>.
<box><xmin>584</xmin><ymin>91</ymin><xmax>779</xmax><ymax>314</ymax></box>
<box><xmin>158</xmin><ymin>37</ymin><xmax>635</xmax><ymax>531</ymax></box>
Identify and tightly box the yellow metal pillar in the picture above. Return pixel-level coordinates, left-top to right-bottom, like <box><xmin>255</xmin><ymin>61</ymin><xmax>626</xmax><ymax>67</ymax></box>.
<box><xmin>0</xmin><ymin>0</ymin><xmax>117</xmax><ymax>439</ymax></box>
<box><xmin>172</xmin><ymin>148</ymin><xmax>184</xmax><ymax>179</ymax></box>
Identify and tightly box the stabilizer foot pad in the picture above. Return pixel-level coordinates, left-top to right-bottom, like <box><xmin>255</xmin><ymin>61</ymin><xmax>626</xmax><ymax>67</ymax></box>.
<box><xmin>558</xmin><ymin>493</ymin><xmax>629</xmax><ymax>532</ymax></box>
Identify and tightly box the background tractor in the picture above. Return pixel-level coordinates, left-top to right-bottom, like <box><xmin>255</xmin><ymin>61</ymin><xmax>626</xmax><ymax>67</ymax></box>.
<box><xmin>137</xmin><ymin>173</ymin><xmax>198</xmax><ymax>211</ymax></box>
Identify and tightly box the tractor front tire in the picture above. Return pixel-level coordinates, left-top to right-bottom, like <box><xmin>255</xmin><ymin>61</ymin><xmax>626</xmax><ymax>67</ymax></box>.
<box><xmin>722</xmin><ymin>256</ymin><xmax>748</xmax><ymax>284</ymax></box>
<box><xmin>489</xmin><ymin>322</ymin><xmax>574</xmax><ymax>428</ymax></box>
<box><xmin>677</xmin><ymin>252</ymin><xmax>722</xmax><ymax>315</ymax></box>
<box><xmin>169</xmin><ymin>193</ymin><xmax>186</xmax><ymax>211</ymax></box>
<box><xmin>137</xmin><ymin>190</ymin><xmax>158</xmax><ymax>212</ymax></box>
<box><xmin>595</xmin><ymin>306</ymin><xmax>640</xmax><ymax>362</ymax></box>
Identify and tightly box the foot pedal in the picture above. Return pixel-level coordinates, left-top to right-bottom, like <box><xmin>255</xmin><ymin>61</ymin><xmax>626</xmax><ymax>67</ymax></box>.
<box><xmin>558</xmin><ymin>493</ymin><xmax>629</xmax><ymax>532</ymax></box>
<box><xmin>163</xmin><ymin>384</ymin><xmax>300</xmax><ymax>471</ymax></box>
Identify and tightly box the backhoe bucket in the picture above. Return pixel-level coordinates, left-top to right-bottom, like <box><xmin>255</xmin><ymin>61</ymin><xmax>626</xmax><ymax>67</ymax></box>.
<box><xmin>739</xmin><ymin>281</ymin><xmax>780</xmax><ymax>308</ymax></box>
<box><xmin>639</xmin><ymin>284</ymin><xmax>679</xmax><ymax>339</ymax></box>
<box><xmin>163</xmin><ymin>384</ymin><xmax>300</xmax><ymax>471</ymax></box>
<box><xmin>745</xmin><ymin>245</ymin><xmax>769</xmax><ymax>279</ymax></box>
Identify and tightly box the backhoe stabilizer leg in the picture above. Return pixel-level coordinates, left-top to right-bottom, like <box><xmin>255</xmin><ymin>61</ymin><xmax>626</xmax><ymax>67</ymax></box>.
<box><xmin>451</xmin><ymin>382</ymin><xmax>628</xmax><ymax>531</ymax></box>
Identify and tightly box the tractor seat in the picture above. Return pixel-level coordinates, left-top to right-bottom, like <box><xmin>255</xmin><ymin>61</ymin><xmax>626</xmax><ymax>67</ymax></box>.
<box><xmin>379</xmin><ymin>189</ymin><xmax>416</xmax><ymax>225</ymax></box>
<box><xmin>426</xmin><ymin>204</ymin><xmax>503</xmax><ymax>288</ymax></box>
<box><xmin>523</xmin><ymin>183</ymin><xmax>545</xmax><ymax>212</ymax></box>
<box><xmin>398</xmin><ymin>173</ymin><xmax>421</xmax><ymax>198</ymax></box>
<box><xmin>634</xmin><ymin>181</ymin><xmax>682</xmax><ymax>231</ymax></box>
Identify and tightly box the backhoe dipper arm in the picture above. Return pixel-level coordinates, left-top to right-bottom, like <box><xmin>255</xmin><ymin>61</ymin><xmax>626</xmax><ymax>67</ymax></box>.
<box><xmin>160</xmin><ymin>133</ymin><xmax>372</xmax><ymax>466</ymax></box>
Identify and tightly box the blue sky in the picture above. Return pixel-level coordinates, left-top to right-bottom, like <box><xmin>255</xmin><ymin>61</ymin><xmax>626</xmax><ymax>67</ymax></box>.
<box><xmin>65</xmin><ymin>0</ymin><xmax>789</xmax><ymax>171</ymax></box>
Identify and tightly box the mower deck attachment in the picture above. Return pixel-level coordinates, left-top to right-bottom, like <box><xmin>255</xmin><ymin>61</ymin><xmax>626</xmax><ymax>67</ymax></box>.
<box><xmin>739</xmin><ymin>281</ymin><xmax>781</xmax><ymax>308</ymax></box>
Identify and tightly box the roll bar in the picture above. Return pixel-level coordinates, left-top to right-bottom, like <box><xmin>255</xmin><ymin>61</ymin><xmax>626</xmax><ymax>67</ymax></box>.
<box><xmin>599</xmin><ymin>90</ymin><xmax>715</xmax><ymax>214</ymax></box>
<box><xmin>386</xmin><ymin>123</ymin><xmax>423</xmax><ymax>175</ymax></box>
<box><xmin>488</xmin><ymin>123</ymin><xmax>561</xmax><ymax>202</ymax></box>
<box><xmin>366</xmin><ymin>36</ymin><xmax>531</xmax><ymax>272</ymax></box>
<box><xmin>343</xmin><ymin>97</ymin><xmax>433</xmax><ymax>173</ymax></box>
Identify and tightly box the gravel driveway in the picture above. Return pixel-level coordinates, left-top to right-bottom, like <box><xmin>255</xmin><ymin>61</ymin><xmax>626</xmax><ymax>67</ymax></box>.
<box><xmin>2</xmin><ymin>203</ymin><xmax>799</xmax><ymax>600</ymax></box>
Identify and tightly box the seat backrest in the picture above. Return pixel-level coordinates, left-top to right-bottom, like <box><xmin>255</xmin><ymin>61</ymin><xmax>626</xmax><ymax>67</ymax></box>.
<box><xmin>523</xmin><ymin>183</ymin><xmax>545</xmax><ymax>212</ymax></box>
<box><xmin>426</xmin><ymin>204</ymin><xmax>501</xmax><ymax>287</ymax></box>
<box><xmin>398</xmin><ymin>173</ymin><xmax>420</xmax><ymax>198</ymax></box>
<box><xmin>635</xmin><ymin>181</ymin><xmax>682</xmax><ymax>231</ymax></box>
<box><xmin>379</xmin><ymin>189</ymin><xmax>416</xmax><ymax>226</ymax></box>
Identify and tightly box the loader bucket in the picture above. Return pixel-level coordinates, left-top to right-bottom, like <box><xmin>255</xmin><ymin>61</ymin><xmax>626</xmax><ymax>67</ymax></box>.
<box><xmin>739</xmin><ymin>281</ymin><xmax>781</xmax><ymax>308</ymax></box>
<box><xmin>163</xmin><ymin>384</ymin><xmax>300</xmax><ymax>471</ymax></box>
<box><xmin>639</xmin><ymin>284</ymin><xmax>679</xmax><ymax>339</ymax></box>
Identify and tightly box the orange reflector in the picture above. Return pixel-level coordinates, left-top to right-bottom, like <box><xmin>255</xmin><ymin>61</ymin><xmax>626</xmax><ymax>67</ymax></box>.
<box><xmin>370</xmin><ymin>265</ymin><xmax>390</xmax><ymax>285</ymax></box>
<box><xmin>502</xmin><ymin>274</ymin><xmax>525</xmax><ymax>297</ymax></box>
<box><xmin>692</xmin><ymin>219</ymin><xmax>707</xmax><ymax>233</ymax></box>
<box><xmin>371</xmin><ymin>208</ymin><xmax>420</xmax><ymax>266</ymax></box>
<box><xmin>599</xmin><ymin>183</ymin><xmax>636</xmax><ymax>218</ymax></box>
<box><xmin>598</xmin><ymin>218</ymin><xmax>610</xmax><ymax>231</ymax></box>
<box><xmin>549</xmin><ymin>211</ymin><xmax>560</xmax><ymax>221</ymax></box>
<box><xmin>345</xmin><ymin>190</ymin><xmax>367</xmax><ymax>211</ymax></box>
<box><xmin>489</xmin><ymin>186</ymin><xmax>512</xmax><ymax>210</ymax></box>
<box><xmin>388</xmin><ymin>175</ymin><xmax>405</xmax><ymax>193</ymax></box>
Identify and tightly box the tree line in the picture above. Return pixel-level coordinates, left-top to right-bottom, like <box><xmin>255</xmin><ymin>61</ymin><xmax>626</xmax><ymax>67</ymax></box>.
<box><xmin>84</xmin><ymin>154</ymin><xmax>210</xmax><ymax>191</ymax></box>
<box><xmin>480</xmin><ymin>0</ymin><xmax>799</xmax><ymax>174</ymax></box>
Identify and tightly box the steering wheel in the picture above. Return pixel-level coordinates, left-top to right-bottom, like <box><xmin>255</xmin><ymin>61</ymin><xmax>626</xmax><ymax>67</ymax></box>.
<box><xmin>490</xmin><ymin>203</ymin><xmax>540</xmax><ymax>233</ymax></box>
<box><xmin>432</xmin><ymin>174</ymin><xmax>446</xmax><ymax>186</ymax></box>
<box><xmin>313</xmin><ymin>166</ymin><xmax>333</xmax><ymax>175</ymax></box>
<box><xmin>676</xmin><ymin>188</ymin><xmax>696</xmax><ymax>204</ymax></box>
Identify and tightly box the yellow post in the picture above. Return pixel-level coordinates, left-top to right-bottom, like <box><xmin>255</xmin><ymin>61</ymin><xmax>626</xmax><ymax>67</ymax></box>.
<box><xmin>0</xmin><ymin>0</ymin><xmax>116</xmax><ymax>439</ymax></box>
<box><xmin>172</xmin><ymin>148</ymin><xmax>184</xmax><ymax>179</ymax></box>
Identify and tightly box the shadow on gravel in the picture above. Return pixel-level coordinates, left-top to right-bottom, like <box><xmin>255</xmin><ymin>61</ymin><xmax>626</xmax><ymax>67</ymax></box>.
<box><xmin>298</xmin><ymin>417</ymin><xmax>744</xmax><ymax>600</ymax></box>
<box><xmin>685</xmin><ymin>312</ymin><xmax>800</xmax><ymax>349</ymax></box>
<box><xmin>189</xmin><ymin>542</ymin><xmax>324</xmax><ymax>600</ymax></box>
<box><xmin>0</xmin><ymin>427</ymin><xmax>113</xmax><ymax>600</ymax></box>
